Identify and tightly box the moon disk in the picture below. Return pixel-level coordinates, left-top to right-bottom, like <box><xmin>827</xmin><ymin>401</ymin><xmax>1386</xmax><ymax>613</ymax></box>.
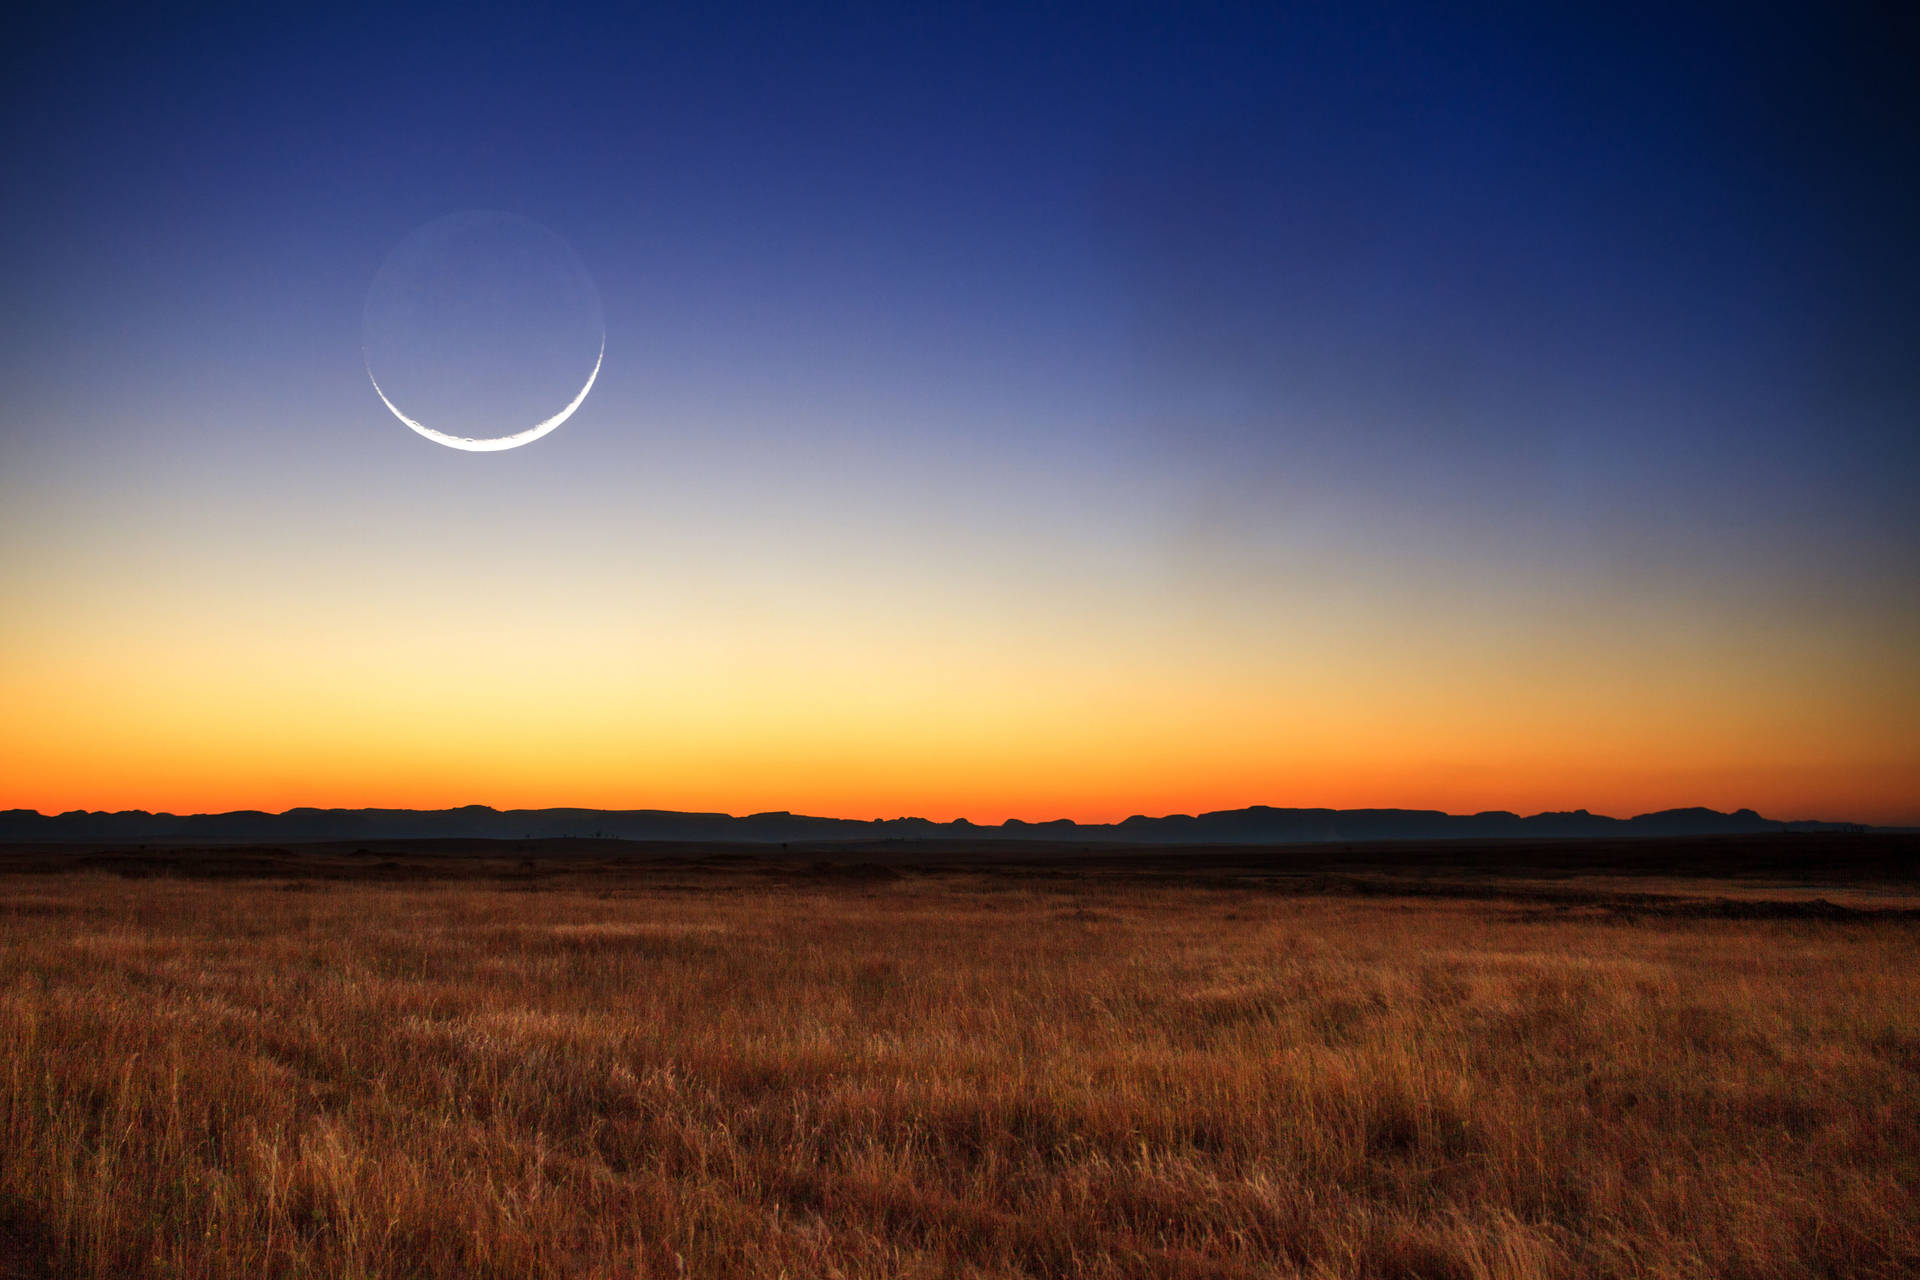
<box><xmin>363</xmin><ymin>211</ymin><xmax>605</xmax><ymax>452</ymax></box>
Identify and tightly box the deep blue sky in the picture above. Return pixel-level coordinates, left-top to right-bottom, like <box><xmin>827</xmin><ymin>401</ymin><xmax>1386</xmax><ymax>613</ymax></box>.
<box><xmin>3</xmin><ymin>2</ymin><xmax>1916</xmax><ymax>820</ymax></box>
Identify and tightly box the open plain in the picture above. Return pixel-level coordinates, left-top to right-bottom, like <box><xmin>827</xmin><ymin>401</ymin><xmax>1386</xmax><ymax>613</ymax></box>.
<box><xmin>1</xmin><ymin>835</ymin><xmax>1916</xmax><ymax>1279</ymax></box>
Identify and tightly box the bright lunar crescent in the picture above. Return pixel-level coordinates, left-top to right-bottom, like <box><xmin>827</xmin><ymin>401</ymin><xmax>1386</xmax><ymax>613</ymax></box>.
<box><xmin>367</xmin><ymin>338</ymin><xmax>603</xmax><ymax>452</ymax></box>
<box><xmin>362</xmin><ymin>211</ymin><xmax>605</xmax><ymax>452</ymax></box>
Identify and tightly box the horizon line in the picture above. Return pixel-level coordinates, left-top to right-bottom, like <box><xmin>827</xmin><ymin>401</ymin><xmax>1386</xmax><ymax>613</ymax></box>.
<box><xmin>2</xmin><ymin>801</ymin><xmax>1895</xmax><ymax>828</ymax></box>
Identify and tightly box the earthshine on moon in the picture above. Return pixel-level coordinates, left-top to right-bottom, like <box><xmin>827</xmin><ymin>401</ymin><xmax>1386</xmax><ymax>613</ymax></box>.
<box><xmin>362</xmin><ymin>211</ymin><xmax>606</xmax><ymax>452</ymax></box>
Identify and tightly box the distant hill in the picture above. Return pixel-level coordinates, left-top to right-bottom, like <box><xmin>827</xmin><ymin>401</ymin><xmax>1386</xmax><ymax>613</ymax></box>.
<box><xmin>0</xmin><ymin>804</ymin><xmax>1874</xmax><ymax>845</ymax></box>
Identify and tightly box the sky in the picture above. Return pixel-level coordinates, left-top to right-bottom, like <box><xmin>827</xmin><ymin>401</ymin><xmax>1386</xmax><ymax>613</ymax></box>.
<box><xmin>2</xmin><ymin>1</ymin><xmax>1916</xmax><ymax>824</ymax></box>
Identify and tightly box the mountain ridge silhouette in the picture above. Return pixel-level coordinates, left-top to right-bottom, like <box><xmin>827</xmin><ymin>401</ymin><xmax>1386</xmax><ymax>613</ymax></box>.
<box><xmin>0</xmin><ymin>804</ymin><xmax>1876</xmax><ymax>844</ymax></box>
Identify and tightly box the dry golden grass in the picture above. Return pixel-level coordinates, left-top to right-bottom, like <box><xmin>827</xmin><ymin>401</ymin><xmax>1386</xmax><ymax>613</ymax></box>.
<box><xmin>2</xmin><ymin>869</ymin><xmax>1917</xmax><ymax>1278</ymax></box>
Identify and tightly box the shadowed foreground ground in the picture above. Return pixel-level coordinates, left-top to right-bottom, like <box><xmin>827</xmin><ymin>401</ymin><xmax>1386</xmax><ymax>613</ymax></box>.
<box><xmin>1</xmin><ymin>839</ymin><xmax>1916</xmax><ymax>1277</ymax></box>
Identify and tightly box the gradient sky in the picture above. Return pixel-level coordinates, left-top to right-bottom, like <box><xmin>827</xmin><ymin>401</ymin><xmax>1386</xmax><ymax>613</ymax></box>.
<box><xmin>3</xmin><ymin>2</ymin><xmax>1916</xmax><ymax>823</ymax></box>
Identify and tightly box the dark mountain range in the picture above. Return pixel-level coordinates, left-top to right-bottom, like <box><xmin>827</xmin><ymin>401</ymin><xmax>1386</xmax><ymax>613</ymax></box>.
<box><xmin>0</xmin><ymin>804</ymin><xmax>1873</xmax><ymax>845</ymax></box>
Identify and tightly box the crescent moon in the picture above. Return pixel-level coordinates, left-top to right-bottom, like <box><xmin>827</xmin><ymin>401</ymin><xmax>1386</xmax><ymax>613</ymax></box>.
<box><xmin>367</xmin><ymin>337</ymin><xmax>604</xmax><ymax>452</ymax></box>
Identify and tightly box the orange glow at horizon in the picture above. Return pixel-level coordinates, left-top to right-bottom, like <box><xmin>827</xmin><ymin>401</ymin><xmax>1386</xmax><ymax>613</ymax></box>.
<box><xmin>5</xmin><ymin>566</ymin><xmax>1915</xmax><ymax>826</ymax></box>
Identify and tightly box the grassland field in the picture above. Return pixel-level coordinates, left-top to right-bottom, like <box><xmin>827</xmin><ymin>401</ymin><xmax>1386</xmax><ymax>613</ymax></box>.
<box><xmin>1</xmin><ymin>836</ymin><xmax>1916</xmax><ymax>1279</ymax></box>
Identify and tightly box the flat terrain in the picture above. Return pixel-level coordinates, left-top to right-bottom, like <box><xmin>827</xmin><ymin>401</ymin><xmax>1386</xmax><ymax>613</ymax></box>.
<box><xmin>1</xmin><ymin>836</ymin><xmax>1916</xmax><ymax>1278</ymax></box>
